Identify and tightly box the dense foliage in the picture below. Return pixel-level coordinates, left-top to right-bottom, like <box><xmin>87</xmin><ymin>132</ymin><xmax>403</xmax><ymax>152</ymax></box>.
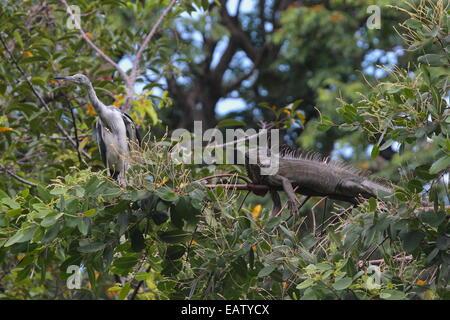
<box><xmin>0</xmin><ymin>0</ymin><xmax>448</xmax><ymax>299</ymax></box>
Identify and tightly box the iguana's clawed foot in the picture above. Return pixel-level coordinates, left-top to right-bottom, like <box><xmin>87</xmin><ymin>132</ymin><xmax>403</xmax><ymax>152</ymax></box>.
<box><xmin>287</xmin><ymin>198</ymin><xmax>300</xmax><ymax>215</ymax></box>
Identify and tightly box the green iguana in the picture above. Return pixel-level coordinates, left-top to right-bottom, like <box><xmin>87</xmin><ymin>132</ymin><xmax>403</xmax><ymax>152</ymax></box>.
<box><xmin>245</xmin><ymin>146</ymin><xmax>393</xmax><ymax>214</ymax></box>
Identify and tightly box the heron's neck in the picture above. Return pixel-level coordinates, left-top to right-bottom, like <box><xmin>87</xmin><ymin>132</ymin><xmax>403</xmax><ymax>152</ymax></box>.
<box><xmin>86</xmin><ymin>83</ymin><xmax>106</xmax><ymax>114</ymax></box>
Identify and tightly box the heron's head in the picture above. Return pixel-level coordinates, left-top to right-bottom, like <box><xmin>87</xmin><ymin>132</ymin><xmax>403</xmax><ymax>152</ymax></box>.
<box><xmin>54</xmin><ymin>73</ymin><xmax>91</xmax><ymax>87</ymax></box>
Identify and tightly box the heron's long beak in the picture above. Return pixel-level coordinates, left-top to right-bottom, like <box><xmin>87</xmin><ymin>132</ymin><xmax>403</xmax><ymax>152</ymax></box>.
<box><xmin>53</xmin><ymin>76</ymin><xmax>71</xmax><ymax>80</ymax></box>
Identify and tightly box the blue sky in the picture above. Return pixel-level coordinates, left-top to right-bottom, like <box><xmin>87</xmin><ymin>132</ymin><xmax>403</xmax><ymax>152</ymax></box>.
<box><xmin>119</xmin><ymin>0</ymin><xmax>254</xmax><ymax>116</ymax></box>
<box><xmin>119</xmin><ymin>0</ymin><xmax>404</xmax><ymax>118</ymax></box>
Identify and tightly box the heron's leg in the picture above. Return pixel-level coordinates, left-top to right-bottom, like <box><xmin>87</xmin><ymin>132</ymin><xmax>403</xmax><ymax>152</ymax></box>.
<box><xmin>117</xmin><ymin>169</ymin><xmax>128</xmax><ymax>187</ymax></box>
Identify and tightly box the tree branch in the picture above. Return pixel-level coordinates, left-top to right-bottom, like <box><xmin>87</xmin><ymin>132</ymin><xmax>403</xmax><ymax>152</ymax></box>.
<box><xmin>259</xmin><ymin>0</ymin><xmax>267</xmax><ymax>40</ymax></box>
<box><xmin>123</xmin><ymin>0</ymin><xmax>178</xmax><ymax>112</ymax></box>
<box><xmin>61</xmin><ymin>92</ymin><xmax>87</xmax><ymax>165</ymax></box>
<box><xmin>235</xmin><ymin>0</ymin><xmax>244</xmax><ymax>17</ymax></box>
<box><xmin>202</xmin><ymin>36</ymin><xmax>218</xmax><ymax>73</ymax></box>
<box><xmin>0</xmin><ymin>164</ymin><xmax>38</xmax><ymax>187</ymax></box>
<box><xmin>219</xmin><ymin>3</ymin><xmax>259</xmax><ymax>61</ymax></box>
<box><xmin>0</xmin><ymin>33</ymin><xmax>92</xmax><ymax>160</ymax></box>
<box><xmin>59</xmin><ymin>0</ymin><xmax>129</xmax><ymax>83</ymax></box>
<box><xmin>223</xmin><ymin>60</ymin><xmax>259</xmax><ymax>94</ymax></box>
<box><xmin>212</xmin><ymin>38</ymin><xmax>237</xmax><ymax>80</ymax></box>
<box><xmin>129</xmin><ymin>263</ymin><xmax>151</xmax><ymax>300</ymax></box>
<box><xmin>204</xmin><ymin>183</ymin><xmax>271</xmax><ymax>193</ymax></box>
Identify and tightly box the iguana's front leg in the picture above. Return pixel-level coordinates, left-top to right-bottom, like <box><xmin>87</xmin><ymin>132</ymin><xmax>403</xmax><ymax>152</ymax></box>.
<box><xmin>277</xmin><ymin>175</ymin><xmax>300</xmax><ymax>215</ymax></box>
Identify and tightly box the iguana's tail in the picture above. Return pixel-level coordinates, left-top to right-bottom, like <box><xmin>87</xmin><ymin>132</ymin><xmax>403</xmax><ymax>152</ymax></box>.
<box><xmin>362</xmin><ymin>179</ymin><xmax>393</xmax><ymax>200</ymax></box>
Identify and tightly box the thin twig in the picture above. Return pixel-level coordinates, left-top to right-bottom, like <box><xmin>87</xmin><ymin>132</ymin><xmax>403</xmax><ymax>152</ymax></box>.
<box><xmin>416</xmin><ymin>204</ymin><xmax>450</xmax><ymax>212</ymax></box>
<box><xmin>204</xmin><ymin>183</ymin><xmax>270</xmax><ymax>193</ymax></box>
<box><xmin>237</xmin><ymin>191</ymin><xmax>251</xmax><ymax>213</ymax></box>
<box><xmin>0</xmin><ymin>33</ymin><xmax>91</xmax><ymax>159</ymax></box>
<box><xmin>194</xmin><ymin>173</ymin><xmax>251</xmax><ymax>184</ymax></box>
<box><xmin>0</xmin><ymin>164</ymin><xmax>38</xmax><ymax>187</ymax></box>
<box><xmin>124</xmin><ymin>0</ymin><xmax>178</xmax><ymax>111</ymax></box>
<box><xmin>60</xmin><ymin>0</ymin><xmax>178</xmax><ymax>113</ymax></box>
<box><xmin>62</xmin><ymin>92</ymin><xmax>84</xmax><ymax>165</ymax></box>
<box><xmin>59</xmin><ymin>0</ymin><xmax>129</xmax><ymax>83</ymax></box>
<box><xmin>129</xmin><ymin>263</ymin><xmax>151</xmax><ymax>300</ymax></box>
<box><xmin>185</xmin><ymin>225</ymin><xmax>199</xmax><ymax>262</ymax></box>
<box><xmin>362</xmin><ymin>235</ymin><xmax>389</xmax><ymax>263</ymax></box>
<box><xmin>357</xmin><ymin>254</ymin><xmax>413</xmax><ymax>268</ymax></box>
<box><xmin>45</xmin><ymin>134</ymin><xmax>90</xmax><ymax>140</ymax></box>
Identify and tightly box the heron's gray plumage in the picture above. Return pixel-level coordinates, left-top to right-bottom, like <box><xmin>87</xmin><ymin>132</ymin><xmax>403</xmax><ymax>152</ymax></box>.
<box><xmin>95</xmin><ymin>120</ymin><xmax>107</xmax><ymax>169</ymax></box>
<box><xmin>122</xmin><ymin>112</ymin><xmax>141</xmax><ymax>144</ymax></box>
<box><xmin>55</xmin><ymin>74</ymin><xmax>140</xmax><ymax>184</ymax></box>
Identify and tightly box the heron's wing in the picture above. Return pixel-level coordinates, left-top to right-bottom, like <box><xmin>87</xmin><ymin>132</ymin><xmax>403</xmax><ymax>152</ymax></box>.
<box><xmin>122</xmin><ymin>112</ymin><xmax>141</xmax><ymax>146</ymax></box>
<box><xmin>95</xmin><ymin>119</ymin><xmax>107</xmax><ymax>167</ymax></box>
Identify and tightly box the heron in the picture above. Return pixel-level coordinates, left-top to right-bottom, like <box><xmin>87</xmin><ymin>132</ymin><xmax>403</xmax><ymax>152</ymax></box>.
<box><xmin>54</xmin><ymin>74</ymin><xmax>141</xmax><ymax>185</ymax></box>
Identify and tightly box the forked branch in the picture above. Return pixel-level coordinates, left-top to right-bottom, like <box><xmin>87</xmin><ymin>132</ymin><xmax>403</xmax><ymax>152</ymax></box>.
<box><xmin>59</xmin><ymin>0</ymin><xmax>178</xmax><ymax>112</ymax></box>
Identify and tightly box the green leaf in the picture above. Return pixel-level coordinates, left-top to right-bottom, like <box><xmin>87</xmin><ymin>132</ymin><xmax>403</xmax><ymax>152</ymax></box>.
<box><xmin>332</xmin><ymin>277</ymin><xmax>352</xmax><ymax>290</ymax></box>
<box><xmin>402</xmin><ymin>230</ymin><xmax>424</xmax><ymax>253</ymax></box>
<box><xmin>258</xmin><ymin>265</ymin><xmax>276</xmax><ymax>277</ymax></box>
<box><xmin>379</xmin><ymin>140</ymin><xmax>394</xmax><ymax>151</ymax></box>
<box><xmin>264</xmin><ymin>216</ymin><xmax>282</xmax><ymax>231</ymax></box>
<box><xmin>20</xmin><ymin>188</ymin><xmax>30</xmax><ymax>198</ymax></box>
<box><xmin>156</xmin><ymin>187</ymin><xmax>179</xmax><ymax>202</ymax></box>
<box><xmin>31</xmin><ymin>77</ymin><xmax>46</xmax><ymax>87</ymax></box>
<box><xmin>380</xmin><ymin>289</ymin><xmax>406</xmax><ymax>300</ymax></box>
<box><xmin>135</xmin><ymin>271</ymin><xmax>151</xmax><ymax>281</ymax></box>
<box><xmin>315</xmin><ymin>263</ymin><xmax>333</xmax><ymax>271</ymax></box>
<box><xmin>85</xmin><ymin>177</ymin><xmax>101</xmax><ymax>194</ymax></box>
<box><xmin>426</xmin><ymin>247</ymin><xmax>439</xmax><ymax>264</ymax></box>
<box><xmin>165</xmin><ymin>245</ymin><xmax>186</xmax><ymax>260</ymax></box>
<box><xmin>33</xmin><ymin>203</ymin><xmax>54</xmax><ymax>218</ymax></box>
<box><xmin>20</xmin><ymin>226</ymin><xmax>38</xmax><ymax>242</ymax></box>
<box><xmin>158</xmin><ymin>230</ymin><xmax>191</xmax><ymax>243</ymax></box>
<box><xmin>84</xmin><ymin>209</ymin><xmax>97</xmax><ymax>217</ymax></box>
<box><xmin>13</xmin><ymin>30</ymin><xmax>23</xmax><ymax>48</ymax></box>
<box><xmin>0</xmin><ymin>189</ymin><xmax>9</xmax><ymax>200</ymax></box>
<box><xmin>77</xmin><ymin>242</ymin><xmax>105</xmax><ymax>253</ymax></box>
<box><xmin>118</xmin><ymin>283</ymin><xmax>131</xmax><ymax>300</ymax></box>
<box><xmin>42</xmin><ymin>223</ymin><xmax>61</xmax><ymax>243</ymax></box>
<box><xmin>37</xmin><ymin>185</ymin><xmax>53</xmax><ymax>202</ymax></box>
<box><xmin>429</xmin><ymin>156</ymin><xmax>450</xmax><ymax>174</ymax></box>
<box><xmin>368</xmin><ymin>197</ymin><xmax>377</xmax><ymax>213</ymax></box>
<box><xmin>171</xmin><ymin>196</ymin><xmax>199</xmax><ymax>228</ymax></box>
<box><xmin>406</xmin><ymin>179</ymin><xmax>423</xmax><ymax>193</ymax></box>
<box><xmin>113</xmin><ymin>256</ymin><xmax>139</xmax><ymax>270</ymax></box>
<box><xmin>161</xmin><ymin>260</ymin><xmax>182</xmax><ymax>277</ymax></box>
<box><xmin>2</xmin><ymin>197</ymin><xmax>20</xmax><ymax>209</ymax></box>
<box><xmin>4</xmin><ymin>231</ymin><xmax>25</xmax><ymax>247</ymax></box>
<box><xmin>296</xmin><ymin>278</ymin><xmax>315</xmax><ymax>290</ymax></box>
<box><xmin>414</xmin><ymin>165</ymin><xmax>437</xmax><ymax>180</ymax></box>
<box><xmin>5</xmin><ymin>208</ymin><xmax>22</xmax><ymax>217</ymax></box>
<box><xmin>436</xmin><ymin>235</ymin><xmax>449</xmax><ymax>250</ymax></box>
<box><xmin>371</xmin><ymin>144</ymin><xmax>379</xmax><ymax>159</ymax></box>
<box><xmin>118</xmin><ymin>211</ymin><xmax>130</xmax><ymax>235</ymax></box>
<box><xmin>418</xmin><ymin>54</ymin><xmax>444</xmax><ymax>67</ymax></box>
<box><xmin>40</xmin><ymin>212</ymin><xmax>63</xmax><ymax>227</ymax></box>
<box><xmin>403</xmin><ymin>18</ymin><xmax>422</xmax><ymax>31</ymax></box>
<box><xmin>112</xmin><ymin>200</ymin><xmax>130</xmax><ymax>215</ymax></box>
<box><xmin>4</xmin><ymin>226</ymin><xmax>37</xmax><ymax>247</ymax></box>
<box><xmin>77</xmin><ymin>217</ymin><xmax>90</xmax><ymax>235</ymax></box>
<box><xmin>50</xmin><ymin>187</ymin><xmax>67</xmax><ymax>195</ymax></box>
